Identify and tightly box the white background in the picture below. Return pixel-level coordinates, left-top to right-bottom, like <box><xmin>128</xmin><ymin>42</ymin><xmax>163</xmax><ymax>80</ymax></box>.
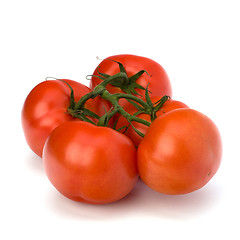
<box><xmin>1</xmin><ymin>0</ymin><xmax>239</xmax><ymax>239</ymax></box>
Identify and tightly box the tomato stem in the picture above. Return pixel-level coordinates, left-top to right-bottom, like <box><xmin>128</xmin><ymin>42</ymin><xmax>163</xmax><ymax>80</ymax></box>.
<box><xmin>58</xmin><ymin>79</ymin><xmax>76</xmax><ymax>109</ymax></box>
<box><xmin>64</xmin><ymin>62</ymin><xmax>170</xmax><ymax>137</ymax></box>
<box><xmin>100</xmin><ymin>89</ymin><xmax>151</xmax><ymax>128</ymax></box>
<box><xmin>74</xmin><ymin>72</ymin><xmax>152</xmax><ymax>112</ymax></box>
<box><xmin>67</xmin><ymin>109</ymin><xmax>97</xmax><ymax>125</ymax></box>
<box><xmin>74</xmin><ymin>91</ymin><xmax>95</xmax><ymax>110</ymax></box>
<box><xmin>68</xmin><ymin>71</ymin><xmax>153</xmax><ymax>136</ymax></box>
<box><xmin>151</xmin><ymin>95</ymin><xmax>171</xmax><ymax>120</ymax></box>
<box><xmin>114</xmin><ymin>93</ymin><xmax>150</xmax><ymax>110</ymax></box>
<box><xmin>95</xmin><ymin>60</ymin><xmax>149</xmax><ymax>95</ymax></box>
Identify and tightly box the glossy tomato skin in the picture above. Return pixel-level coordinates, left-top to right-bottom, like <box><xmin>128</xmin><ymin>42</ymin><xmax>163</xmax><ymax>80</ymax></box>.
<box><xmin>116</xmin><ymin>98</ymin><xmax>189</xmax><ymax>146</ymax></box>
<box><xmin>90</xmin><ymin>54</ymin><xmax>172</xmax><ymax>100</ymax></box>
<box><xmin>137</xmin><ymin>108</ymin><xmax>222</xmax><ymax>195</ymax></box>
<box><xmin>22</xmin><ymin>79</ymin><xmax>108</xmax><ymax>157</ymax></box>
<box><xmin>43</xmin><ymin>121</ymin><xmax>138</xmax><ymax>204</ymax></box>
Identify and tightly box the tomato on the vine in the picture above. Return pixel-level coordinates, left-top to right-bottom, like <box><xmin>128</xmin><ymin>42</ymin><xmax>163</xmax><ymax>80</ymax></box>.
<box><xmin>22</xmin><ymin>79</ymin><xmax>109</xmax><ymax>157</ymax></box>
<box><xmin>115</xmin><ymin>97</ymin><xmax>189</xmax><ymax>146</ymax></box>
<box><xmin>43</xmin><ymin>121</ymin><xmax>138</xmax><ymax>204</ymax></box>
<box><xmin>90</xmin><ymin>54</ymin><xmax>172</xmax><ymax>105</ymax></box>
<box><xmin>137</xmin><ymin>108</ymin><xmax>222</xmax><ymax>194</ymax></box>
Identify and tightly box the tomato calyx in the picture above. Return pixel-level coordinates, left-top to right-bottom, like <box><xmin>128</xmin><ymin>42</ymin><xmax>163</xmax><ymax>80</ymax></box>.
<box><xmin>144</xmin><ymin>84</ymin><xmax>171</xmax><ymax>121</ymax></box>
<box><xmin>67</xmin><ymin>108</ymin><xmax>100</xmax><ymax>125</ymax></box>
<box><xmin>70</xmin><ymin>80</ymin><xmax>152</xmax><ymax>135</ymax></box>
<box><xmin>57</xmin><ymin>80</ymin><xmax>100</xmax><ymax>125</ymax></box>
<box><xmin>57</xmin><ymin>79</ymin><xmax>76</xmax><ymax>109</ymax></box>
<box><xmin>60</xmin><ymin>68</ymin><xmax>170</xmax><ymax>138</ymax></box>
<box><xmin>99</xmin><ymin>89</ymin><xmax>152</xmax><ymax>130</ymax></box>
<box><xmin>91</xmin><ymin>60</ymin><xmax>150</xmax><ymax>95</ymax></box>
<box><xmin>125</xmin><ymin>84</ymin><xmax>171</xmax><ymax>121</ymax></box>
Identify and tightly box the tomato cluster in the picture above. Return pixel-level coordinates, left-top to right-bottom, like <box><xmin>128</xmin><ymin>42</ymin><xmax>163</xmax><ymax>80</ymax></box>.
<box><xmin>22</xmin><ymin>54</ymin><xmax>222</xmax><ymax>204</ymax></box>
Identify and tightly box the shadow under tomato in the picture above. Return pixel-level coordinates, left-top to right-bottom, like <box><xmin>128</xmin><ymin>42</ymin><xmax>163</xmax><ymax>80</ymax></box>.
<box><xmin>25</xmin><ymin>151</ymin><xmax>43</xmax><ymax>174</ymax></box>
<box><xmin>132</xmin><ymin>179</ymin><xmax>222</xmax><ymax>219</ymax></box>
<box><xmin>45</xmin><ymin>177</ymin><xmax>222</xmax><ymax>221</ymax></box>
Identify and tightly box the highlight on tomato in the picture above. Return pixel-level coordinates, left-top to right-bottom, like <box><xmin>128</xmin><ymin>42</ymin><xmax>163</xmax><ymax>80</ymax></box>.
<box><xmin>43</xmin><ymin>121</ymin><xmax>138</xmax><ymax>204</ymax></box>
<box><xmin>21</xmin><ymin>79</ymin><xmax>109</xmax><ymax>157</ymax></box>
<box><xmin>137</xmin><ymin>108</ymin><xmax>222</xmax><ymax>195</ymax></box>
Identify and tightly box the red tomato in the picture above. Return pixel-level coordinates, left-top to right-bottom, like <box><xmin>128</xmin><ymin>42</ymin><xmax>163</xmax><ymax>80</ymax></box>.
<box><xmin>43</xmin><ymin>121</ymin><xmax>138</xmax><ymax>204</ymax></box>
<box><xmin>90</xmin><ymin>54</ymin><xmax>172</xmax><ymax>107</ymax></box>
<box><xmin>22</xmin><ymin>79</ymin><xmax>108</xmax><ymax>157</ymax></box>
<box><xmin>137</xmin><ymin>108</ymin><xmax>222</xmax><ymax>195</ymax></box>
<box><xmin>116</xmin><ymin>97</ymin><xmax>189</xmax><ymax>146</ymax></box>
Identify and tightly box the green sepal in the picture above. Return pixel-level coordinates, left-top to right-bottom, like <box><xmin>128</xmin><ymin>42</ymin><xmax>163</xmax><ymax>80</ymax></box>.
<box><xmin>128</xmin><ymin>121</ymin><xmax>145</xmax><ymax>138</ymax></box>
<box><xmin>74</xmin><ymin>114</ymin><xmax>96</xmax><ymax>125</ymax></box>
<box><xmin>153</xmin><ymin>95</ymin><xmax>171</xmax><ymax>112</ymax></box>
<box><xmin>128</xmin><ymin>70</ymin><xmax>149</xmax><ymax>83</ymax></box>
<box><xmin>97</xmin><ymin>114</ymin><xmax>108</xmax><ymax>127</ymax></box>
<box><xmin>100</xmin><ymin>60</ymin><xmax>149</xmax><ymax>95</ymax></box>
<box><xmin>97</xmin><ymin>107</ymin><xmax>114</xmax><ymax>127</ymax></box>
<box><xmin>112</xmin><ymin>116</ymin><xmax>120</xmax><ymax>130</ymax></box>
<box><xmin>133</xmin><ymin>110</ymin><xmax>147</xmax><ymax>116</ymax></box>
<box><xmin>121</xmin><ymin>123</ymin><xmax>131</xmax><ymax>134</ymax></box>
<box><xmin>108</xmin><ymin>74</ymin><xmax>129</xmax><ymax>87</ymax></box>
<box><xmin>108</xmin><ymin>59</ymin><xmax>127</xmax><ymax>74</ymax></box>
<box><xmin>126</xmin><ymin>99</ymin><xmax>145</xmax><ymax>111</ymax></box>
<box><xmin>96</xmin><ymin>67</ymin><xmax>110</xmax><ymax>79</ymax></box>
<box><xmin>122</xmin><ymin>83</ymin><xmax>145</xmax><ymax>96</ymax></box>
<box><xmin>82</xmin><ymin>108</ymin><xmax>100</xmax><ymax>119</ymax></box>
<box><xmin>58</xmin><ymin>79</ymin><xmax>75</xmax><ymax>109</ymax></box>
<box><xmin>145</xmin><ymin>83</ymin><xmax>153</xmax><ymax>108</ymax></box>
<box><xmin>116</xmin><ymin>125</ymin><xmax>129</xmax><ymax>132</ymax></box>
<box><xmin>149</xmin><ymin>95</ymin><xmax>171</xmax><ymax>121</ymax></box>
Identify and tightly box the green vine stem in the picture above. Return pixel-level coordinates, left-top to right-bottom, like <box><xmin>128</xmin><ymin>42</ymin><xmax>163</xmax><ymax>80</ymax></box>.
<box><xmin>64</xmin><ymin>64</ymin><xmax>170</xmax><ymax>137</ymax></box>
<box><xmin>74</xmin><ymin>72</ymin><xmax>130</xmax><ymax>110</ymax></box>
<box><xmin>71</xmin><ymin>75</ymin><xmax>153</xmax><ymax>130</ymax></box>
<box><xmin>114</xmin><ymin>93</ymin><xmax>150</xmax><ymax>110</ymax></box>
<box><xmin>73</xmin><ymin>91</ymin><xmax>95</xmax><ymax>111</ymax></box>
<box><xmin>100</xmin><ymin>89</ymin><xmax>151</xmax><ymax>127</ymax></box>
